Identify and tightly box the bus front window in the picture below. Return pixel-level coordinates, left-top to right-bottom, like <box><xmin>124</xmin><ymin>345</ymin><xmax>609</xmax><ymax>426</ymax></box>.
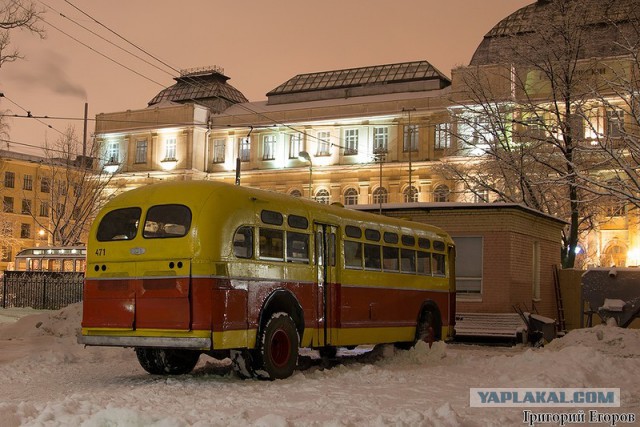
<box><xmin>96</xmin><ymin>207</ymin><xmax>142</xmax><ymax>242</ymax></box>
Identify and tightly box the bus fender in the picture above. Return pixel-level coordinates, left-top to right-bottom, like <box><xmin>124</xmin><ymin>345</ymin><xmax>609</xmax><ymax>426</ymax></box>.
<box><xmin>256</xmin><ymin>289</ymin><xmax>305</xmax><ymax>345</ymax></box>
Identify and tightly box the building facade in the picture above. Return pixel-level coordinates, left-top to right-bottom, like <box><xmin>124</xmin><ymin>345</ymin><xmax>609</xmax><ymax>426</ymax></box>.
<box><xmin>94</xmin><ymin>1</ymin><xmax>640</xmax><ymax>270</ymax></box>
<box><xmin>1</xmin><ymin>150</ymin><xmax>55</xmax><ymax>270</ymax></box>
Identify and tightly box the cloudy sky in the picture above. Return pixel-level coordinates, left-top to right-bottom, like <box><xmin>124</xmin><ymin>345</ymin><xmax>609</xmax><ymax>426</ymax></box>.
<box><xmin>1</xmin><ymin>0</ymin><xmax>531</xmax><ymax>155</ymax></box>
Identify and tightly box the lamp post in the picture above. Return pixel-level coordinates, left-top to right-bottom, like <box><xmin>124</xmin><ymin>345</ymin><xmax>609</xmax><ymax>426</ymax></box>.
<box><xmin>373</xmin><ymin>147</ymin><xmax>386</xmax><ymax>215</ymax></box>
<box><xmin>298</xmin><ymin>151</ymin><xmax>312</xmax><ymax>199</ymax></box>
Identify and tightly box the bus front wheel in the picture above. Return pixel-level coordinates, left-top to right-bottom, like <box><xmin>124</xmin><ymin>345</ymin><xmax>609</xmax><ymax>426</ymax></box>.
<box><xmin>135</xmin><ymin>348</ymin><xmax>200</xmax><ymax>375</ymax></box>
<box><xmin>256</xmin><ymin>312</ymin><xmax>299</xmax><ymax>380</ymax></box>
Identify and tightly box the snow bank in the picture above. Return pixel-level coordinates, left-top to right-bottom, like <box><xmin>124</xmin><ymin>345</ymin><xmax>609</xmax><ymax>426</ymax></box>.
<box><xmin>1</xmin><ymin>305</ymin><xmax>639</xmax><ymax>426</ymax></box>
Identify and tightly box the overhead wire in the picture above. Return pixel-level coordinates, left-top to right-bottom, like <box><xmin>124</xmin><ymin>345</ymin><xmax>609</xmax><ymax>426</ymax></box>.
<box><xmin>40</xmin><ymin>0</ymin><xmax>176</xmax><ymax>79</ymax></box>
<box><xmin>1</xmin><ymin>94</ymin><xmax>64</xmax><ymax>136</ymax></box>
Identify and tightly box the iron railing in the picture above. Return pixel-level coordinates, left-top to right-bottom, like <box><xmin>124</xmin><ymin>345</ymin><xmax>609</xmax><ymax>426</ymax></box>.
<box><xmin>1</xmin><ymin>271</ymin><xmax>84</xmax><ymax>310</ymax></box>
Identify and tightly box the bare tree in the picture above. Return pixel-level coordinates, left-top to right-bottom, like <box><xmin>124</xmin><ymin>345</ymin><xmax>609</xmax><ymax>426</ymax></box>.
<box><xmin>443</xmin><ymin>0</ymin><xmax>638</xmax><ymax>268</ymax></box>
<box><xmin>32</xmin><ymin>126</ymin><xmax>119</xmax><ymax>246</ymax></box>
<box><xmin>0</xmin><ymin>0</ymin><xmax>44</xmax><ymax>69</ymax></box>
<box><xmin>574</xmin><ymin>8</ymin><xmax>640</xmax><ymax>211</ymax></box>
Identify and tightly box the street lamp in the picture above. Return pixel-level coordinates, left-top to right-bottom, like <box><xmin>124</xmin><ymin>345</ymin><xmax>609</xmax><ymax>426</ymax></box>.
<box><xmin>298</xmin><ymin>151</ymin><xmax>312</xmax><ymax>198</ymax></box>
<box><xmin>373</xmin><ymin>147</ymin><xmax>386</xmax><ymax>214</ymax></box>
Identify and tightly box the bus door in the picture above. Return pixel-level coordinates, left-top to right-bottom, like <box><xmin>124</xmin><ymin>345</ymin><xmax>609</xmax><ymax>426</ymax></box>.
<box><xmin>314</xmin><ymin>223</ymin><xmax>339</xmax><ymax>346</ymax></box>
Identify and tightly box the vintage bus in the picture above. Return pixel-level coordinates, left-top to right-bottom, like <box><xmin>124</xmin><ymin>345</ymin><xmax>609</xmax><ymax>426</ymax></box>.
<box><xmin>79</xmin><ymin>181</ymin><xmax>455</xmax><ymax>379</ymax></box>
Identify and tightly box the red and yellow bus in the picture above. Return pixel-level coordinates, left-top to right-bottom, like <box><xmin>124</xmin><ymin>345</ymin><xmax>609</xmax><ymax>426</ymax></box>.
<box><xmin>79</xmin><ymin>181</ymin><xmax>455</xmax><ymax>379</ymax></box>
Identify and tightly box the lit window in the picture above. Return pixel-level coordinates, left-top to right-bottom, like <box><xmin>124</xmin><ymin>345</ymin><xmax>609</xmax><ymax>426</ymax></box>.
<box><xmin>606</xmin><ymin>109</ymin><xmax>625</xmax><ymax>138</ymax></box>
<box><xmin>135</xmin><ymin>140</ymin><xmax>148</xmax><ymax>164</ymax></box>
<box><xmin>344</xmin><ymin>187</ymin><xmax>359</xmax><ymax>205</ymax></box>
<box><xmin>403</xmin><ymin>125</ymin><xmax>418</xmax><ymax>152</ymax></box>
<box><xmin>106</xmin><ymin>141</ymin><xmax>120</xmax><ymax>164</ymax></box>
<box><xmin>239</xmin><ymin>137</ymin><xmax>251</xmax><ymax>162</ymax></box>
<box><xmin>403</xmin><ymin>186</ymin><xmax>418</xmax><ymax>203</ymax></box>
<box><xmin>316</xmin><ymin>131</ymin><xmax>331</xmax><ymax>156</ymax></box>
<box><xmin>315</xmin><ymin>189</ymin><xmax>330</xmax><ymax>204</ymax></box>
<box><xmin>373</xmin><ymin>127</ymin><xmax>388</xmax><ymax>153</ymax></box>
<box><xmin>435</xmin><ymin>123</ymin><xmax>451</xmax><ymax>150</ymax></box>
<box><xmin>373</xmin><ymin>187</ymin><xmax>388</xmax><ymax>204</ymax></box>
<box><xmin>289</xmin><ymin>133</ymin><xmax>303</xmax><ymax>159</ymax></box>
<box><xmin>164</xmin><ymin>138</ymin><xmax>177</xmax><ymax>161</ymax></box>
<box><xmin>263</xmin><ymin>135</ymin><xmax>277</xmax><ymax>160</ymax></box>
<box><xmin>473</xmin><ymin>188</ymin><xmax>489</xmax><ymax>203</ymax></box>
<box><xmin>434</xmin><ymin>184</ymin><xmax>450</xmax><ymax>202</ymax></box>
<box><xmin>344</xmin><ymin>129</ymin><xmax>358</xmax><ymax>155</ymax></box>
<box><xmin>213</xmin><ymin>139</ymin><xmax>225</xmax><ymax>163</ymax></box>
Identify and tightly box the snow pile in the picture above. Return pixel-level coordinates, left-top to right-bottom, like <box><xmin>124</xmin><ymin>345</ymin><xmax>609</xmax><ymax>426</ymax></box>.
<box><xmin>0</xmin><ymin>303</ymin><xmax>82</xmax><ymax>340</ymax></box>
<box><xmin>546</xmin><ymin>323</ymin><xmax>640</xmax><ymax>357</ymax></box>
<box><xmin>1</xmin><ymin>305</ymin><xmax>639</xmax><ymax>426</ymax></box>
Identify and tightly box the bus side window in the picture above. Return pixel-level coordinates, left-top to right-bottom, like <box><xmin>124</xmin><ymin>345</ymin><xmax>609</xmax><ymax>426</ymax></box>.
<box><xmin>364</xmin><ymin>243</ymin><xmax>381</xmax><ymax>270</ymax></box>
<box><xmin>344</xmin><ymin>240</ymin><xmax>362</xmax><ymax>269</ymax></box>
<box><xmin>287</xmin><ymin>232</ymin><xmax>309</xmax><ymax>263</ymax></box>
<box><xmin>432</xmin><ymin>253</ymin><xmax>446</xmax><ymax>276</ymax></box>
<box><xmin>400</xmin><ymin>248</ymin><xmax>416</xmax><ymax>273</ymax></box>
<box><xmin>417</xmin><ymin>251</ymin><xmax>431</xmax><ymax>275</ymax></box>
<box><xmin>233</xmin><ymin>226</ymin><xmax>253</xmax><ymax>259</ymax></box>
<box><xmin>259</xmin><ymin>228</ymin><xmax>284</xmax><ymax>260</ymax></box>
<box><xmin>383</xmin><ymin>246</ymin><xmax>399</xmax><ymax>271</ymax></box>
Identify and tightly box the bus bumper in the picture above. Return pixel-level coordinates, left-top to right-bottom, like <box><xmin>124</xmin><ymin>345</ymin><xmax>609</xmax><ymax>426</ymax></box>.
<box><xmin>78</xmin><ymin>329</ymin><xmax>212</xmax><ymax>350</ymax></box>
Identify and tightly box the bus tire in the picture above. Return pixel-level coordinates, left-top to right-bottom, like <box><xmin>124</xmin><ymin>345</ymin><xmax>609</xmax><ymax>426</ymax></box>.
<box><xmin>135</xmin><ymin>348</ymin><xmax>200</xmax><ymax>375</ymax></box>
<box><xmin>415</xmin><ymin>309</ymin><xmax>441</xmax><ymax>348</ymax></box>
<box><xmin>255</xmin><ymin>312</ymin><xmax>299</xmax><ymax>380</ymax></box>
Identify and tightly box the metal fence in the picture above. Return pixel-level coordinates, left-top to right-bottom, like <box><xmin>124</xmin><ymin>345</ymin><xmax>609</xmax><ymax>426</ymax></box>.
<box><xmin>1</xmin><ymin>271</ymin><xmax>84</xmax><ymax>310</ymax></box>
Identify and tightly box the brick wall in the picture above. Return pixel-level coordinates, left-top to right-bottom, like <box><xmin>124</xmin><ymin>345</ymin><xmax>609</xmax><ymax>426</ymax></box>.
<box><xmin>381</xmin><ymin>205</ymin><xmax>564</xmax><ymax>319</ymax></box>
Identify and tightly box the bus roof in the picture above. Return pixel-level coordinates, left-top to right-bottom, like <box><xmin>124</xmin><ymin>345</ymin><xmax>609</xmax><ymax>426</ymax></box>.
<box><xmin>103</xmin><ymin>181</ymin><xmax>452</xmax><ymax>242</ymax></box>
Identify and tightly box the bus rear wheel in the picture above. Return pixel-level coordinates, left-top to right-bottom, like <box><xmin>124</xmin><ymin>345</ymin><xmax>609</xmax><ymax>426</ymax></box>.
<box><xmin>415</xmin><ymin>310</ymin><xmax>440</xmax><ymax>348</ymax></box>
<box><xmin>135</xmin><ymin>348</ymin><xmax>200</xmax><ymax>375</ymax></box>
<box><xmin>255</xmin><ymin>312</ymin><xmax>299</xmax><ymax>380</ymax></box>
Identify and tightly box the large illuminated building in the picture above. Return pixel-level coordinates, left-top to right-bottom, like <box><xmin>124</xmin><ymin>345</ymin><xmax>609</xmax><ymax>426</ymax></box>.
<box><xmin>95</xmin><ymin>0</ymin><xmax>640</xmax><ymax>268</ymax></box>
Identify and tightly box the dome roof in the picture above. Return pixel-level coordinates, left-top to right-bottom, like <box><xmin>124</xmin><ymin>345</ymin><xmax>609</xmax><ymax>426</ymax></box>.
<box><xmin>149</xmin><ymin>67</ymin><xmax>248</xmax><ymax>114</ymax></box>
<box><xmin>470</xmin><ymin>0</ymin><xmax>640</xmax><ymax>66</ymax></box>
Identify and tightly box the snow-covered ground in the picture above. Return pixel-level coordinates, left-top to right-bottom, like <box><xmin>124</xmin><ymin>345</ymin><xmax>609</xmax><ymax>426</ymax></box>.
<box><xmin>0</xmin><ymin>304</ymin><xmax>638</xmax><ymax>426</ymax></box>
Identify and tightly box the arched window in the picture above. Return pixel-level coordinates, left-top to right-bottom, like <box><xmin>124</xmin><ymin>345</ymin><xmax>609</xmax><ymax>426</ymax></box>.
<box><xmin>433</xmin><ymin>184</ymin><xmax>450</xmax><ymax>203</ymax></box>
<box><xmin>602</xmin><ymin>240</ymin><xmax>627</xmax><ymax>267</ymax></box>
<box><xmin>403</xmin><ymin>186</ymin><xmax>418</xmax><ymax>203</ymax></box>
<box><xmin>289</xmin><ymin>189</ymin><xmax>302</xmax><ymax>198</ymax></box>
<box><xmin>344</xmin><ymin>187</ymin><xmax>359</xmax><ymax>205</ymax></box>
<box><xmin>373</xmin><ymin>187</ymin><xmax>388</xmax><ymax>204</ymax></box>
<box><xmin>315</xmin><ymin>189</ymin><xmax>330</xmax><ymax>204</ymax></box>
